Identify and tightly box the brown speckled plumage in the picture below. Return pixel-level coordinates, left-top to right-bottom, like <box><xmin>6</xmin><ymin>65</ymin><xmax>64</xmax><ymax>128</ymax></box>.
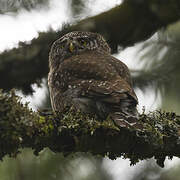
<box><xmin>48</xmin><ymin>31</ymin><xmax>139</xmax><ymax>128</ymax></box>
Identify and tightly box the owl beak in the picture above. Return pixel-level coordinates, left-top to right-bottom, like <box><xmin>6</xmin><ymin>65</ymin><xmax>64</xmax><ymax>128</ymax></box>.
<box><xmin>69</xmin><ymin>42</ymin><xmax>74</xmax><ymax>52</ymax></box>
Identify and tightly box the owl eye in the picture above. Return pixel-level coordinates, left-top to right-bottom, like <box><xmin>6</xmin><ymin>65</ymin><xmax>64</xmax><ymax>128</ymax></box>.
<box><xmin>60</xmin><ymin>44</ymin><xmax>65</xmax><ymax>49</ymax></box>
<box><xmin>79</xmin><ymin>39</ymin><xmax>87</xmax><ymax>46</ymax></box>
<box><xmin>59</xmin><ymin>40</ymin><xmax>67</xmax><ymax>49</ymax></box>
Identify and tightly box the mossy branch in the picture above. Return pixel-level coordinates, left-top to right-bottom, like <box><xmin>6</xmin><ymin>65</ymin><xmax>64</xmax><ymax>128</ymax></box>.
<box><xmin>1</xmin><ymin>89</ymin><xmax>180</xmax><ymax>167</ymax></box>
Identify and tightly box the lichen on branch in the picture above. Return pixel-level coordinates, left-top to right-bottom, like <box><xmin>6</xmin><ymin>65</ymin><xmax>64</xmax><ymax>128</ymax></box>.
<box><xmin>0</xmin><ymin>89</ymin><xmax>180</xmax><ymax>167</ymax></box>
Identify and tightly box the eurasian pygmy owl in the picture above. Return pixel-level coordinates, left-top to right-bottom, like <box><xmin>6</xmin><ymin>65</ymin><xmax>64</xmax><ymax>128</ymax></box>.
<box><xmin>48</xmin><ymin>31</ymin><xmax>139</xmax><ymax>128</ymax></box>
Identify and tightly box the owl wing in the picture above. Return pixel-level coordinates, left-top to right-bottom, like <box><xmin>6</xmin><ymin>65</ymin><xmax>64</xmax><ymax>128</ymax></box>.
<box><xmin>61</xmin><ymin>51</ymin><xmax>138</xmax><ymax>104</ymax></box>
<box><xmin>108</xmin><ymin>55</ymin><xmax>133</xmax><ymax>87</ymax></box>
<box><xmin>75</xmin><ymin>78</ymin><xmax>137</xmax><ymax>105</ymax></box>
<box><xmin>61</xmin><ymin>51</ymin><xmax>141</xmax><ymax>128</ymax></box>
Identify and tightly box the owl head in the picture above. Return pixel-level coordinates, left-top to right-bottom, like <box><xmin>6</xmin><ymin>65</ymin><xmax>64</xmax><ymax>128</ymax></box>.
<box><xmin>49</xmin><ymin>31</ymin><xmax>111</xmax><ymax>67</ymax></box>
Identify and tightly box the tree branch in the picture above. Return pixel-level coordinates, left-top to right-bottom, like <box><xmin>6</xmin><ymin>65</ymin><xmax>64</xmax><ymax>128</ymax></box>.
<box><xmin>69</xmin><ymin>0</ymin><xmax>180</xmax><ymax>51</ymax></box>
<box><xmin>1</xmin><ymin>0</ymin><xmax>180</xmax><ymax>93</ymax></box>
<box><xmin>1</xmin><ymin>89</ymin><xmax>180</xmax><ymax>167</ymax></box>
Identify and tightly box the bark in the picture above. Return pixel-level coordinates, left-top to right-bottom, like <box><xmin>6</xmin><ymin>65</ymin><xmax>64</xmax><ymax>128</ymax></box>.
<box><xmin>1</xmin><ymin>89</ymin><xmax>180</xmax><ymax>167</ymax></box>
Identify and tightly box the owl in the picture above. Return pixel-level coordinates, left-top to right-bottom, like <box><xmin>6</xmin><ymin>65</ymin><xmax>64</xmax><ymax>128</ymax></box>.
<box><xmin>48</xmin><ymin>31</ymin><xmax>139</xmax><ymax>129</ymax></box>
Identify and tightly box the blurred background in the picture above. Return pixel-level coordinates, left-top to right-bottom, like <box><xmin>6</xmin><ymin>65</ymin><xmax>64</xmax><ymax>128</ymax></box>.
<box><xmin>1</xmin><ymin>0</ymin><xmax>180</xmax><ymax>179</ymax></box>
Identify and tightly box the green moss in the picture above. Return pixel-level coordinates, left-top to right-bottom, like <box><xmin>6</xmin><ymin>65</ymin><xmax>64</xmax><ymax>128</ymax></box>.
<box><xmin>0</xmin><ymin>89</ymin><xmax>180</xmax><ymax>167</ymax></box>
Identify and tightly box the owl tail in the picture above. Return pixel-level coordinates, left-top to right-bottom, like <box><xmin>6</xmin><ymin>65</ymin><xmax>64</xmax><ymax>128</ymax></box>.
<box><xmin>110</xmin><ymin>103</ymin><xmax>143</xmax><ymax>130</ymax></box>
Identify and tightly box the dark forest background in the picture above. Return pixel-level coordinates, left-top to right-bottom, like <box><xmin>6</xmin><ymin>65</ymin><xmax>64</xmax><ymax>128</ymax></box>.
<box><xmin>1</xmin><ymin>0</ymin><xmax>180</xmax><ymax>179</ymax></box>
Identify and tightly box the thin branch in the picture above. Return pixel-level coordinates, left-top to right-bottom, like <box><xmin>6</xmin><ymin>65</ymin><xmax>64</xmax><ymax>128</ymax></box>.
<box><xmin>1</xmin><ymin>89</ymin><xmax>180</xmax><ymax>168</ymax></box>
<box><xmin>131</xmin><ymin>69</ymin><xmax>170</xmax><ymax>89</ymax></box>
<box><xmin>0</xmin><ymin>0</ymin><xmax>50</xmax><ymax>14</ymax></box>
